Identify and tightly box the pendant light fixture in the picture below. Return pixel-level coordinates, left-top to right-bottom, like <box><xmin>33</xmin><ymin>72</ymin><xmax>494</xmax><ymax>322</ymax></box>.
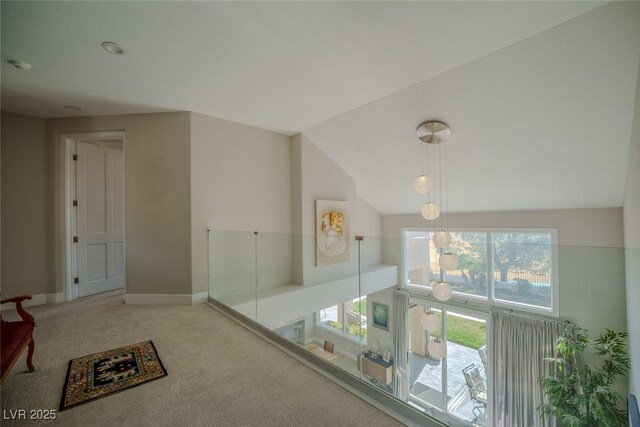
<box><xmin>416</xmin><ymin>121</ymin><xmax>449</xmax><ymax>221</ymax></box>
<box><xmin>413</xmin><ymin>120</ymin><xmax>458</xmax><ymax>303</ymax></box>
<box><xmin>421</xmin><ymin>309</ymin><xmax>440</xmax><ymax>331</ymax></box>
<box><xmin>428</xmin><ymin>337</ymin><xmax>447</xmax><ymax>359</ymax></box>
<box><xmin>433</xmin><ymin>230</ymin><xmax>452</xmax><ymax>248</ymax></box>
<box><xmin>432</xmin><ymin>280</ymin><xmax>454</xmax><ymax>301</ymax></box>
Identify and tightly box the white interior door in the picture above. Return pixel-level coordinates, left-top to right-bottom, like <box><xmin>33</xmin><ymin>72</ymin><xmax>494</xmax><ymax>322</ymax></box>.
<box><xmin>76</xmin><ymin>141</ymin><xmax>125</xmax><ymax>297</ymax></box>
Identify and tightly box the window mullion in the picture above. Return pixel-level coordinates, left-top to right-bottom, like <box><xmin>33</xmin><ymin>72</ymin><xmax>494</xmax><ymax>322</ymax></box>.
<box><xmin>487</xmin><ymin>232</ymin><xmax>495</xmax><ymax>304</ymax></box>
<box><xmin>343</xmin><ymin>303</ymin><xmax>347</xmax><ymax>334</ymax></box>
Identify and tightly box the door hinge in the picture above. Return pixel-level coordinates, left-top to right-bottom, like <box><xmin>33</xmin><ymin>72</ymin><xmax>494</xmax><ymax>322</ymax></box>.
<box><xmin>72</xmin><ymin>154</ymin><xmax>78</xmax><ymax>161</ymax></box>
<box><xmin>73</xmin><ymin>200</ymin><xmax>78</xmax><ymax>207</ymax></box>
<box><xmin>74</xmin><ymin>277</ymin><xmax>79</xmax><ymax>284</ymax></box>
<box><xmin>73</xmin><ymin>236</ymin><xmax>78</xmax><ymax>243</ymax></box>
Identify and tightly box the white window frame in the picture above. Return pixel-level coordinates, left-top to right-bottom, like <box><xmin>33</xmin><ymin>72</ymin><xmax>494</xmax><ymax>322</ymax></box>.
<box><xmin>316</xmin><ymin>297</ymin><xmax>368</xmax><ymax>345</ymax></box>
<box><xmin>401</xmin><ymin>227</ymin><xmax>559</xmax><ymax>317</ymax></box>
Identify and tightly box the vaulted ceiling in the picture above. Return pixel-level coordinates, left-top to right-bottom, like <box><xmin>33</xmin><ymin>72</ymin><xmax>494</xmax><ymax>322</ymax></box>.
<box><xmin>2</xmin><ymin>1</ymin><xmax>639</xmax><ymax>213</ymax></box>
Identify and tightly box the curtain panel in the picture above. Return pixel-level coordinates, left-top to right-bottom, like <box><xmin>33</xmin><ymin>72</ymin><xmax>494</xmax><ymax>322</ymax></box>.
<box><xmin>489</xmin><ymin>309</ymin><xmax>568</xmax><ymax>427</ymax></box>
<box><xmin>393</xmin><ymin>289</ymin><xmax>410</xmax><ymax>401</ymax></box>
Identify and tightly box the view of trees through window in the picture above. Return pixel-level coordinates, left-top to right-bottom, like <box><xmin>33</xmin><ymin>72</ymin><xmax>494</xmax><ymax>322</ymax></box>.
<box><xmin>319</xmin><ymin>297</ymin><xmax>368</xmax><ymax>342</ymax></box>
<box><xmin>406</xmin><ymin>230</ymin><xmax>554</xmax><ymax>311</ymax></box>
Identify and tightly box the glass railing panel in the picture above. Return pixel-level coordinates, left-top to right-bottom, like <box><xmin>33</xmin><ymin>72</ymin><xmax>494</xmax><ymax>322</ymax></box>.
<box><xmin>254</xmin><ymin>231</ymin><xmax>295</xmax><ymax>333</ymax></box>
<box><xmin>208</xmin><ymin>230</ymin><xmax>257</xmax><ymax>320</ymax></box>
<box><xmin>207</xmin><ymin>228</ymin><xmax>632</xmax><ymax>427</ymax></box>
<box><xmin>306</xmin><ymin>232</ymin><xmax>362</xmax><ymax>378</ymax></box>
<box><xmin>357</xmin><ymin>235</ymin><xmax>395</xmax><ymax>394</ymax></box>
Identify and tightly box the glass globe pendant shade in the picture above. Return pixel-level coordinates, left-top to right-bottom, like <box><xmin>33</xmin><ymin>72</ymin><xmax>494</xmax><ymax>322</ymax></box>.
<box><xmin>428</xmin><ymin>338</ymin><xmax>447</xmax><ymax>359</ymax></box>
<box><xmin>433</xmin><ymin>230</ymin><xmax>452</xmax><ymax>248</ymax></box>
<box><xmin>421</xmin><ymin>311</ymin><xmax>440</xmax><ymax>331</ymax></box>
<box><xmin>413</xmin><ymin>175</ymin><xmax>431</xmax><ymax>194</ymax></box>
<box><xmin>432</xmin><ymin>280</ymin><xmax>453</xmax><ymax>301</ymax></box>
<box><xmin>439</xmin><ymin>252</ymin><xmax>459</xmax><ymax>271</ymax></box>
<box><xmin>421</xmin><ymin>202</ymin><xmax>440</xmax><ymax>220</ymax></box>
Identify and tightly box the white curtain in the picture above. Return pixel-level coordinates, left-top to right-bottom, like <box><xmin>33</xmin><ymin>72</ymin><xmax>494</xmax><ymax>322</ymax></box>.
<box><xmin>489</xmin><ymin>309</ymin><xmax>568</xmax><ymax>427</ymax></box>
<box><xmin>393</xmin><ymin>290</ymin><xmax>410</xmax><ymax>401</ymax></box>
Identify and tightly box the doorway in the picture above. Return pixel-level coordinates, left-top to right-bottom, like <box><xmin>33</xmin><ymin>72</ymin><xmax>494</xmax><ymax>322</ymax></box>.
<box><xmin>58</xmin><ymin>131</ymin><xmax>126</xmax><ymax>301</ymax></box>
<box><xmin>408</xmin><ymin>300</ymin><xmax>489</xmax><ymax>426</ymax></box>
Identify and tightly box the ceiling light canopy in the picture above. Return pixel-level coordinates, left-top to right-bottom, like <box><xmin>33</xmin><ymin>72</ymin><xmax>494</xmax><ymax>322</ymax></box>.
<box><xmin>101</xmin><ymin>41</ymin><xmax>125</xmax><ymax>55</ymax></box>
<box><xmin>416</xmin><ymin>121</ymin><xmax>451</xmax><ymax>145</ymax></box>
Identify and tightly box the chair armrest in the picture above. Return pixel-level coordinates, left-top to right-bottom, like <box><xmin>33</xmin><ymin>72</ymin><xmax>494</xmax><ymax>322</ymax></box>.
<box><xmin>0</xmin><ymin>295</ymin><xmax>34</xmax><ymax>322</ymax></box>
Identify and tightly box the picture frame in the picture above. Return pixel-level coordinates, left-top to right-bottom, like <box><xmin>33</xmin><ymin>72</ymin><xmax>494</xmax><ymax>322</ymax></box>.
<box><xmin>372</xmin><ymin>302</ymin><xmax>389</xmax><ymax>331</ymax></box>
<box><xmin>315</xmin><ymin>200</ymin><xmax>350</xmax><ymax>266</ymax></box>
<box><xmin>383</xmin><ymin>350</ymin><xmax>391</xmax><ymax>363</ymax></box>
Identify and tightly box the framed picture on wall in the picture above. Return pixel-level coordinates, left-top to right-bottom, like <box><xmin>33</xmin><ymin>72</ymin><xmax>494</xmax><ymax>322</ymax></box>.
<box><xmin>315</xmin><ymin>200</ymin><xmax>350</xmax><ymax>266</ymax></box>
<box><xmin>372</xmin><ymin>302</ymin><xmax>389</xmax><ymax>331</ymax></box>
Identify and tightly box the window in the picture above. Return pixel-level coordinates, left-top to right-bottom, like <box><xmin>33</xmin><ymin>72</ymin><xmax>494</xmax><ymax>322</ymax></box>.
<box><xmin>318</xmin><ymin>296</ymin><xmax>367</xmax><ymax>343</ymax></box>
<box><xmin>403</xmin><ymin>229</ymin><xmax>557</xmax><ymax>315</ymax></box>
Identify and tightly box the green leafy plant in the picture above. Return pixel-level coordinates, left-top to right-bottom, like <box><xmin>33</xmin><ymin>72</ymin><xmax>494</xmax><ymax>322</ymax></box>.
<box><xmin>539</xmin><ymin>328</ymin><xmax>630</xmax><ymax>427</ymax></box>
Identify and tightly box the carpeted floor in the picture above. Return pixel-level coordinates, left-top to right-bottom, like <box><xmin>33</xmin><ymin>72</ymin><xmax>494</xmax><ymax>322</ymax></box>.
<box><xmin>0</xmin><ymin>291</ymin><xmax>404</xmax><ymax>426</ymax></box>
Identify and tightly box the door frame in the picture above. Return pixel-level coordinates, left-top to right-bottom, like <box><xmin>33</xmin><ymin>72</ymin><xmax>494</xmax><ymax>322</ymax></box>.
<box><xmin>56</xmin><ymin>130</ymin><xmax>126</xmax><ymax>302</ymax></box>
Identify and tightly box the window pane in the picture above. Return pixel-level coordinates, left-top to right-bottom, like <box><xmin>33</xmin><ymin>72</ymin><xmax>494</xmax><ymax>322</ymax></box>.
<box><xmin>492</xmin><ymin>232</ymin><xmax>553</xmax><ymax>309</ymax></box>
<box><xmin>319</xmin><ymin>304</ymin><xmax>342</xmax><ymax>332</ymax></box>
<box><xmin>446</xmin><ymin>311</ymin><xmax>487</xmax><ymax>424</ymax></box>
<box><xmin>406</xmin><ymin>231</ymin><xmax>433</xmax><ymax>286</ymax></box>
<box><xmin>346</xmin><ymin>297</ymin><xmax>367</xmax><ymax>342</ymax></box>
<box><xmin>409</xmin><ymin>305</ymin><xmax>444</xmax><ymax>410</ymax></box>
<box><xmin>445</xmin><ymin>232</ymin><xmax>488</xmax><ymax>298</ymax></box>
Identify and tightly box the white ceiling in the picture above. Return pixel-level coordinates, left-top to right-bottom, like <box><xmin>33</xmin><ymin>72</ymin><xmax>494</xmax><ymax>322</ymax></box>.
<box><xmin>305</xmin><ymin>1</ymin><xmax>640</xmax><ymax>214</ymax></box>
<box><xmin>2</xmin><ymin>1</ymin><xmax>639</xmax><ymax>214</ymax></box>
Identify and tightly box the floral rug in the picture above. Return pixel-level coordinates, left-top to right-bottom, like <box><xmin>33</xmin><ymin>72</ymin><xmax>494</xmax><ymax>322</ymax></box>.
<box><xmin>60</xmin><ymin>341</ymin><xmax>167</xmax><ymax>410</ymax></box>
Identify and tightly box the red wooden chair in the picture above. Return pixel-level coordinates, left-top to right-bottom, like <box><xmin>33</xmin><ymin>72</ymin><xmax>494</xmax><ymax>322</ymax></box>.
<box><xmin>1</xmin><ymin>295</ymin><xmax>36</xmax><ymax>383</ymax></box>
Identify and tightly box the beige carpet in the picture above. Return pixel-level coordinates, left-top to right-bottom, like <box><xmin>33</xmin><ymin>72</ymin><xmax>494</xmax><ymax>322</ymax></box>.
<box><xmin>0</xmin><ymin>291</ymin><xmax>404</xmax><ymax>426</ymax></box>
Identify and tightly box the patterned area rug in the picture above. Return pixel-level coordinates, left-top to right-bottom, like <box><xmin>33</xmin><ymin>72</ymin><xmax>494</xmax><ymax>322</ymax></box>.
<box><xmin>60</xmin><ymin>340</ymin><xmax>167</xmax><ymax>410</ymax></box>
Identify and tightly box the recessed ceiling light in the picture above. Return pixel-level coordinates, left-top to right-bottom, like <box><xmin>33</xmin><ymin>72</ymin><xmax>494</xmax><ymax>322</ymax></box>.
<box><xmin>101</xmin><ymin>41</ymin><xmax>125</xmax><ymax>55</ymax></box>
<box><xmin>7</xmin><ymin>59</ymin><xmax>31</xmax><ymax>70</ymax></box>
<box><xmin>62</xmin><ymin>105</ymin><xmax>83</xmax><ymax>112</ymax></box>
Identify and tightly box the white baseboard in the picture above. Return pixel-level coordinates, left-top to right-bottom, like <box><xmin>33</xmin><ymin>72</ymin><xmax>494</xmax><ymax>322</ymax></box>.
<box><xmin>125</xmin><ymin>293</ymin><xmax>208</xmax><ymax>305</ymax></box>
<box><xmin>192</xmin><ymin>292</ymin><xmax>209</xmax><ymax>304</ymax></box>
<box><xmin>0</xmin><ymin>292</ymin><xmax>65</xmax><ymax>312</ymax></box>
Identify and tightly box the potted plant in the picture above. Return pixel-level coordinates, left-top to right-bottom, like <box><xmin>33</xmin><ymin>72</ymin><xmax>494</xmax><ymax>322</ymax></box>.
<box><xmin>539</xmin><ymin>328</ymin><xmax>630</xmax><ymax>426</ymax></box>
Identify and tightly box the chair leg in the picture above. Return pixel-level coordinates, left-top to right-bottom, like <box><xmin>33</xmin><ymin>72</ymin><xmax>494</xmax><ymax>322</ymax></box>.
<box><xmin>26</xmin><ymin>338</ymin><xmax>35</xmax><ymax>372</ymax></box>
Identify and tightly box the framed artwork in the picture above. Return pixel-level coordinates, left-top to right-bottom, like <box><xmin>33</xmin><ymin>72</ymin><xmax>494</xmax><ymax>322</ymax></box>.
<box><xmin>372</xmin><ymin>302</ymin><xmax>389</xmax><ymax>331</ymax></box>
<box><xmin>383</xmin><ymin>350</ymin><xmax>391</xmax><ymax>363</ymax></box>
<box><xmin>315</xmin><ymin>200</ymin><xmax>350</xmax><ymax>266</ymax></box>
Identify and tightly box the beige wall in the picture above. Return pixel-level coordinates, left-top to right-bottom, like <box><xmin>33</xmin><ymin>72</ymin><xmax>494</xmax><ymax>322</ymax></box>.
<box><xmin>1</xmin><ymin>112</ymin><xmax>54</xmax><ymax>297</ymax></box>
<box><xmin>292</xmin><ymin>134</ymin><xmax>361</xmax><ymax>286</ymax></box>
<box><xmin>190</xmin><ymin>112</ymin><xmax>292</xmax><ymax>295</ymax></box>
<box><xmin>623</xmin><ymin>59</ymin><xmax>640</xmax><ymax>395</ymax></box>
<box><xmin>382</xmin><ymin>208</ymin><xmax>627</xmax><ymax>347</ymax></box>
<box><xmin>48</xmin><ymin>112</ymin><xmax>192</xmax><ymax>296</ymax></box>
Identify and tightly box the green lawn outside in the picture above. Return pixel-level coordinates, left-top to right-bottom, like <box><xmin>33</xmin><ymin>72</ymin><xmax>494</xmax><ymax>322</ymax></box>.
<box><xmin>436</xmin><ymin>313</ymin><xmax>486</xmax><ymax>349</ymax></box>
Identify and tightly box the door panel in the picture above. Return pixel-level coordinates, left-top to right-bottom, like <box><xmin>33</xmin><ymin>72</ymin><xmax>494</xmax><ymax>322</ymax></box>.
<box><xmin>85</xmin><ymin>150</ymin><xmax>107</xmax><ymax>232</ymax></box>
<box><xmin>87</xmin><ymin>243</ymin><xmax>108</xmax><ymax>281</ymax></box>
<box><xmin>114</xmin><ymin>241</ymin><xmax>125</xmax><ymax>277</ymax></box>
<box><xmin>76</xmin><ymin>141</ymin><xmax>125</xmax><ymax>297</ymax></box>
